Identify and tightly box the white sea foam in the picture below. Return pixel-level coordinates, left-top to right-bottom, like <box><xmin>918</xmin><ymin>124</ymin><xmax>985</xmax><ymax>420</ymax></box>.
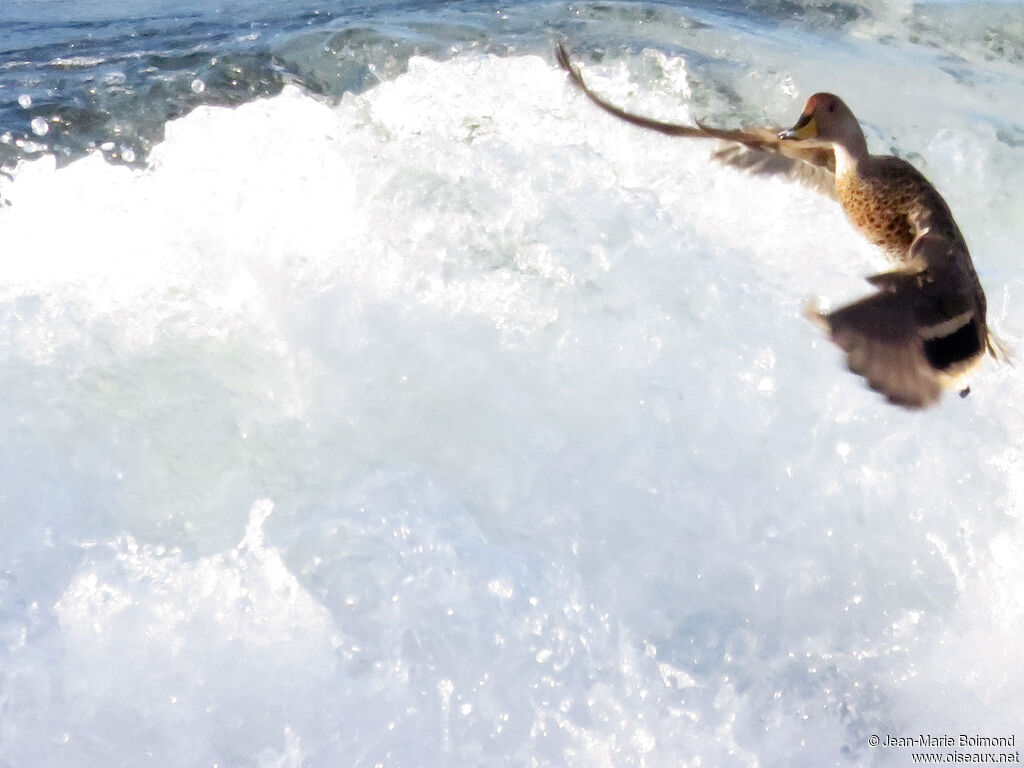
<box><xmin>0</xmin><ymin>46</ymin><xmax>1022</xmax><ymax>767</ymax></box>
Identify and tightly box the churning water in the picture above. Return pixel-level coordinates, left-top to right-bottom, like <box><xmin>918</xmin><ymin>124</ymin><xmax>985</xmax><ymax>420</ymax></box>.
<box><xmin>1</xmin><ymin>1</ymin><xmax>1023</xmax><ymax>765</ymax></box>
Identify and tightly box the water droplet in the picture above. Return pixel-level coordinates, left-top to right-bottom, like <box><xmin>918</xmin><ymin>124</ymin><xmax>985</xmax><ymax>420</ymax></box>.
<box><xmin>487</xmin><ymin>578</ymin><xmax>514</xmax><ymax>599</ymax></box>
<box><xmin>17</xmin><ymin>94</ymin><xmax>32</xmax><ymax>109</ymax></box>
<box><xmin>190</xmin><ymin>78</ymin><xmax>206</xmax><ymax>94</ymax></box>
<box><xmin>30</xmin><ymin>117</ymin><xmax>49</xmax><ymax>136</ymax></box>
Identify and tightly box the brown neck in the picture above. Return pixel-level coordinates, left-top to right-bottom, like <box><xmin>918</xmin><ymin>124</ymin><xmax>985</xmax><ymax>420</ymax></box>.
<box><xmin>836</xmin><ymin>127</ymin><xmax>869</xmax><ymax>164</ymax></box>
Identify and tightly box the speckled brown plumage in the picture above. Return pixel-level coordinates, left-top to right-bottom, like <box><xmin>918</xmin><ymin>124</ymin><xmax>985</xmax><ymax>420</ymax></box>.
<box><xmin>835</xmin><ymin>159</ymin><xmax>920</xmax><ymax>260</ymax></box>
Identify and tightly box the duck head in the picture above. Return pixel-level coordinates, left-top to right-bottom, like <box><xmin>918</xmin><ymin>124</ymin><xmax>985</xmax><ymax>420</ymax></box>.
<box><xmin>779</xmin><ymin>92</ymin><xmax>868</xmax><ymax>158</ymax></box>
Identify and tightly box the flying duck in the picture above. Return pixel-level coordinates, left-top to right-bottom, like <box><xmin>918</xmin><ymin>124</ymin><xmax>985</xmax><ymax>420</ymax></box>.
<box><xmin>556</xmin><ymin>43</ymin><xmax>1005</xmax><ymax>408</ymax></box>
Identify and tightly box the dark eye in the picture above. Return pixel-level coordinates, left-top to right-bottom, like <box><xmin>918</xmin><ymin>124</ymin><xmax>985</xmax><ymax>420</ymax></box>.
<box><xmin>828</xmin><ymin>102</ymin><xmax>836</xmax><ymax>112</ymax></box>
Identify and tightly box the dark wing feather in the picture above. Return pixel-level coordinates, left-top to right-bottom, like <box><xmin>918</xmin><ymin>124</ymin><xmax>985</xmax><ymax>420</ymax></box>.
<box><xmin>811</xmin><ymin>287</ymin><xmax>944</xmax><ymax>408</ymax></box>
<box><xmin>556</xmin><ymin>43</ymin><xmax>711</xmax><ymax>139</ymax></box>
<box><xmin>555</xmin><ymin>44</ymin><xmax>836</xmax><ymax>196</ymax></box>
<box><xmin>812</xmin><ymin>260</ymin><xmax>986</xmax><ymax>408</ymax></box>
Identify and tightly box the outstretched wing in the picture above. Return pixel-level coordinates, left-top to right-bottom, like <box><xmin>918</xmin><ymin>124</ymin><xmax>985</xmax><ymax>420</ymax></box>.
<box><xmin>555</xmin><ymin>44</ymin><xmax>836</xmax><ymax>196</ymax></box>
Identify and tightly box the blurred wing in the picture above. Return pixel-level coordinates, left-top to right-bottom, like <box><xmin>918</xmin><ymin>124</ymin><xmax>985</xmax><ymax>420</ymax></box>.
<box><xmin>556</xmin><ymin>43</ymin><xmax>718</xmax><ymax>139</ymax></box>
<box><xmin>555</xmin><ymin>44</ymin><xmax>836</xmax><ymax>196</ymax></box>
<box><xmin>709</xmin><ymin>141</ymin><xmax>837</xmax><ymax>197</ymax></box>
<box><xmin>811</xmin><ymin>287</ymin><xmax>943</xmax><ymax>408</ymax></box>
<box><xmin>810</xmin><ymin>262</ymin><xmax>986</xmax><ymax>408</ymax></box>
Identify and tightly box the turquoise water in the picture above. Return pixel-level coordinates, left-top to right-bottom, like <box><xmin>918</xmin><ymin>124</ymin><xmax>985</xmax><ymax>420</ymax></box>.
<box><xmin>1</xmin><ymin>1</ymin><xmax>1023</xmax><ymax>766</ymax></box>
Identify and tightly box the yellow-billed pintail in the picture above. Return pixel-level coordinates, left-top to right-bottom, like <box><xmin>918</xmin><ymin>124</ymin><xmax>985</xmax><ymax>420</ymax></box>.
<box><xmin>556</xmin><ymin>43</ymin><xmax>1007</xmax><ymax>409</ymax></box>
